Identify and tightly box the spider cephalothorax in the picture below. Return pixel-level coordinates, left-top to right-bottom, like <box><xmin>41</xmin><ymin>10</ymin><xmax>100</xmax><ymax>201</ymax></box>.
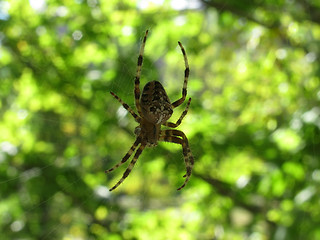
<box><xmin>106</xmin><ymin>30</ymin><xmax>194</xmax><ymax>191</ymax></box>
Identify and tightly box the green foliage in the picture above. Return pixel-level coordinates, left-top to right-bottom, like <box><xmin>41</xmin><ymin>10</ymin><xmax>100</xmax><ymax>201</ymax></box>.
<box><xmin>1</xmin><ymin>0</ymin><xmax>319</xmax><ymax>239</ymax></box>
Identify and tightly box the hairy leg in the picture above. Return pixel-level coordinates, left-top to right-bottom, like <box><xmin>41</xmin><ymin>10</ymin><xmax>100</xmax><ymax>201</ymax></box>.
<box><xmin>110</xmin><ymin>92</ymin><xmax>141</xmax><ymax>122</ymax></box>
<box><xmin>134</xmin><ymin>30</ymin><xmax>149</xmax><ymax>116</ymax></box>
<box><xmin>109</xmin><ymin>144</ymin><xmax>146</xmax><ymax>191</ymax></box>
<box><xmin>159</xmin><ymin>129</ymin><xmax>194</xmax><ymax>190</ymax></box>
<box><xmin>172</xmin><ymin>41</ymin><xmax>190</xmax><ymax>108</ymax></box>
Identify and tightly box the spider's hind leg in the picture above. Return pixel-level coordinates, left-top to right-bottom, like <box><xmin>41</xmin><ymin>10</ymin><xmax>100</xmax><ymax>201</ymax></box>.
<box><xmin>134</xmin><ymin>30</ymin><xmax>149</xmax><ymax>116</ymax></box>
<box><xmin>163</xmin><ymin>98</ymin><xmax>191</xmax><ymax>128</ymax></box>
<box><xmin>172</xmin><ymin>41</ymin><xmax>190</xmax><ymax>108</ymax></box>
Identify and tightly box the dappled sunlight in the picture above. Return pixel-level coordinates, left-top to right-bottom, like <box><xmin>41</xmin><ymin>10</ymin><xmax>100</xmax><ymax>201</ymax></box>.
<box><xmin>1</xmin><ymin>0</ymin><xmax>319</xmax><ymax>239</ymax></box>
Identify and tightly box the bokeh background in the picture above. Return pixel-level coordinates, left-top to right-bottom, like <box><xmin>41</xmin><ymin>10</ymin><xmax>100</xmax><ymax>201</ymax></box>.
<box><xmin>1</xmin><ymin>0</ymin><xmax>320</xmax><ymax>239</ymax></box>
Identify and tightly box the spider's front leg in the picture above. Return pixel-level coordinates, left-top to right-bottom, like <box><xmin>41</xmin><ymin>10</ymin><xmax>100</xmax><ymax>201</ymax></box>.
<box><xmin>108</xmin><ymin>144</ymin><xmax>146</xmax><ymax>191</ymax></box>
<box><xmin>105</xmin><ymin>137</ymin><xmax>141</xmax><ymax>174</ymax></box>
<box><xmin>159</xmin><ymin>129</ymin><xmax>194</xmax><ymax>190</ymax></box>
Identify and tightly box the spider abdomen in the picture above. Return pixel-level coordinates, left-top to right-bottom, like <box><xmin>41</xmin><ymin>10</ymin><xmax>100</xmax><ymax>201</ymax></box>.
<box><xmin>140</xmin><ymin>81</ymin><xmax>173</xmax><ymax>124</ymax></box>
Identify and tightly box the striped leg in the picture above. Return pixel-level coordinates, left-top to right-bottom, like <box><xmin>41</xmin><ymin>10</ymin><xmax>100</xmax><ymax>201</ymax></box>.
<box><xmin>110</xmin><ymin>92</ymin><xmax>141</xmax><ymax>123</ymax></box>
<box><xmin>109</xmin><ymin>144</ymin><xmax>146</xmax><ymax>191</ymax></box>
<box><xmin>163</xmin><ymin>98</ymin><xmax>191</xmax><ymax>128</ymax></box>
<box><xmin>159</xmin><ymin>129</ymin><xmax>194</xmax><ymax>190</ymax></box>
<box><xmin>172</xmin><ymin>41</ymin><xmax>190</xmax><ymax>108</ymax></box>
<box><xmin>105</xmin><ymin>137</ymin><xmax>141</xmax><ymax>174</ymax></box>
<box><xmin>134</xmin><ymin>30</ymin><xmax>149</xmax><ymax>116</ymax></box>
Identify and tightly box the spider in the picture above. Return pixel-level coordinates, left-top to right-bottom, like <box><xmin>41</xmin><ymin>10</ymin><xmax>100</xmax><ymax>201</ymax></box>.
<box><xmin>106</xmin><ymin>30</ymin><xmax>194</xmax><ymax>191</ymax></box>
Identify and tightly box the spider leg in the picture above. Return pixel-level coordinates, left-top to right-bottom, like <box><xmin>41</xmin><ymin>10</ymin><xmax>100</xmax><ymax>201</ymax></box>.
<box><xmin>134</xmin><ymin>30</ymin><xmax>149</xmax><ymax>116</ymax></box>
<box><xmin>110</xmin><ymin>92</ymin><xmax>141</xmax><ymax>123</ymax></box>
<box><xmin>172</xmin><ymin>41</ymin><xmax>189</xmax><ymax>108</ymax></box>
<box><xmin>163</xmin><ymin>98</ymin><xmax>191</xmax><ymax>128</ymax></box>
<box><xmin>109</xmin><ymin>144</ymin><xmax>146</xmax><ymax>191</ymax></box>
<box><xmin>105</xmin><ymin>137</ymin><xmax>141</xmax><ymax>174</ymax></box>
<box><xmin>159</xmin><ymin>129</ymin><xmax>194</xmax><ymax>190</ymax></box>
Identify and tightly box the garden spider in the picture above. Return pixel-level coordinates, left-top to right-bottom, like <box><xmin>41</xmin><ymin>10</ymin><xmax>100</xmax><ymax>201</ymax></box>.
<box><xmin>106</xmin><ymin>30</ymin><xmax>194</xmax><ymax>191</ymax></box>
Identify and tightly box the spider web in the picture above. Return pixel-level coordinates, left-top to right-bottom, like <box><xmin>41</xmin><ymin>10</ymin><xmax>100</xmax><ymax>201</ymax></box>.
<box><xmin>1</xmin><ymin>29</ymin><xmax>191</xmax><ymax>239</ymax></box>
<box><xmin>2</xmin><ymin>2</ymin><xmax>317</xmax><ymax>239</ymax></box>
